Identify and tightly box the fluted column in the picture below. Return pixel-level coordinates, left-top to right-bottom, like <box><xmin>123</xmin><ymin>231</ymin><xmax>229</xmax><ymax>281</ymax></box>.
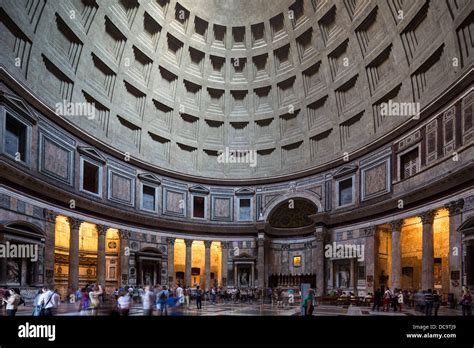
<box><xmin>221</xmin><ymin>242</ymin><xmax>229</xmax><ymax>286</ymax></box>
<box><xmin>67</xmin><ymin>217</ymin><xmax>83</xmax><ymax>291</ymax></box>
<box><xmin>97</xmin><ymin>225</ymin><xmax>107</xmax><ymax>286</ymax></box>
<box><xmin>303</xmin><ymin>241</ymin><xmax>312</xmax><ymax>274</ymax></box>
<box><xmin>43</xmin><ymin>209</ymin><xmax>57</xmax><ymax>288</ymax></box>
<box><xmin>362</xmin><ymin>226</ymin><xmax>376</xmax><ymax>294</ymax></box>
<box><xmin>257</xmin><ymin>233</ymin><xmax>265</xmax><ymax>288</ymax></box>
<box><xmin>167</xmin><ymin>237</ymin><xmax>176</xmax><ymax>286</ymax></box>
<box><xmin>314</xmin><ymin>226</ymin><xmax>327</xmax><ymax>296</ymax></box>
<box><xmin>390</xmin><ymin>220</ymin><xmax>403</xmax><ymax>290</ymax></box>
<box><xmin>420</xmin><ymin>210</ymin><xmax>437</xmax><ymax>290</ymax></box>
<box><xmin>445</xmin><ymin>199</ymin><xmax>464</xmax><ymax>295</ymax></box>
<box><xmin>185</xmin><ymin>239</ymin><xmax>193</xmax><ymax>287</ymax></box>
<box><xmin>204</xmin><ymin>240</ymin><xmax>212</xmax><ymax>289</ymax></box>
<box><xmin>119</xmin><ymin>230</ymin><xmax>131</xmax><ymax>286</ymax></box>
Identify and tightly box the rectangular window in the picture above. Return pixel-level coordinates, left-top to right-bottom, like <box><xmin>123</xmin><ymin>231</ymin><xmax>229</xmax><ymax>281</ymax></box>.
<box><xmin>338</xmin><ymin>178</ymin><xmax>353</xmax><ymax>206</ymax></box>
<box><xmin>239</xmin><ymin>198</ymin><xmax>251</xmax><ymax>220</ymax></box>
<box><xmin>82</xmin><ymin>160</ymin><xmax>99</xmax><ymax>194</ymax></box>
<box><xmin>142</xmin><ymin>185</ymin><xmax>156</xmax><ymax>211</ymax></box>
<box><xmin>193</xmin><ymin>196</ymin><xmax>205</xmax><ymax>218</ymax></box>
<box><xmin>5</xmin><ymin>114</ymin><xmax>27</xmax><ymax>161</ymax></box>
<box><xmin>400</xmin><ymin>148</ymin><xmax>418</xmax><ymax>180</ymax></box>
<box><xmin>358</xmin><ymin>265</ymin><xmax>365</xmax><ymax>280</ymax></box>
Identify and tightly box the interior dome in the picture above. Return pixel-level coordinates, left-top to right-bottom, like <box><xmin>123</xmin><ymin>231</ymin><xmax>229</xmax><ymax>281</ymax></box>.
<box><xmin>0</xmin><ymin>0</ymin><xmax>467</xmax><ymax>180</ymax></box>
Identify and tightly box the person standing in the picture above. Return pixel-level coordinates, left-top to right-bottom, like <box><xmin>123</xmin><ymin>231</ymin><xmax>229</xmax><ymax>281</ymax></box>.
<box><xmin>2</xmin><ymin>289</ymin><xmax>21</xmax><ymax>316</ymax></box>
<box><xmin>196</xmin><ymin>286</ymin><xmax>202</xmax><ymax>310</ymax></box>
<box><xmin>52</xmin><ymin>290</ymin><xmax>61</xmax><ymax>315</ymax></box>
<box><xmin>383</xmin><ymin>287</ymin><xmax>391</xmax><ymax>312</ymax></box>
<box><xmin>397</xmin><ymin>290</ymin><xmax>403</xmax><ymax>312</ymax></box>
<box><xmin>372</xmin><ymin>288</ymin><xmax>382</xmax><ymax>312</ymax></box>
<box><xmin>460</xmin><ymin>287</ymin><xmax>472</xmax><ymax>316</ymax></box>
<box><xmin>89</xmin><ymin>285</ymin><xmax>103</xmax><ymax>316</ymax></box>
<box><xmin>424</xmin><ymin>289</ymin><xmax>434</xmax><ymax>316</ymax></box>
<box><xmin>38</xmin><ymin>286</ymin><xmax>55</xmax><ymax>316</ymax></box>
<box><xmin>184</xmin><ymin>287</ymin><xmax>190</xmax><ymax>308</ymax></box>
<box><xmin>432</xmin><ymin>290</ymin><xmax>440</xmax><ymax>316</ymax></box>
<box><xmin>117</xmin><ymin>290</ymin><xmax>131</xmax><ymax>316</ymax></box>
<box><xmin>302</xmin><ymin>289</ymin><xmax>315</xmax><ymax>316</ymax></box>
<box><xmin>176</xmin><ymin>284</ymin><xmax>184</xmax><ymax>307</ymax></box>
<box><xmin>141</xmin><ymin>285</ymin><xmax>155</xmax><ymax>316</ymax></box>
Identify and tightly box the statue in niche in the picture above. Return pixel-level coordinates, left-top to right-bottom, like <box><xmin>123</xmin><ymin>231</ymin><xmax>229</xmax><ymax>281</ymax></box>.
<box><xmin>338</xmin><ymin>265</ymin><xmax>350</xmax><ymax>288</ymax></box>
<box><xmin>7</xmin><ymin>260</ymin><xmax>20</xmax><ymax>283</ymax></box>
<box><xmin>240</xmin><ymin>269</ymin><xmax>249</xmax><ymax>287</ymax></box>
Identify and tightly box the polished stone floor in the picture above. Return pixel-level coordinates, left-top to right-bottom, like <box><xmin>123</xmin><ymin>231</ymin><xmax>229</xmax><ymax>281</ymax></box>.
<box><xmin>1</xmin><ymin>301</ymin><xmax>465</xmax><ymax>316</ymax></box>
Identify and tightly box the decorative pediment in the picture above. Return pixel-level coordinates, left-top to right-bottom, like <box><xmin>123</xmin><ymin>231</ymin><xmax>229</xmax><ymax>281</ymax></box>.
<box><xmin>333</xmin><ymin>164</ymin><xmax>358</xmax><ymax>178</ymax></box>
<box><xmin>188</xmin><ymin>184</ymin><xmax>209</xmax><ymax>194</ymax></box>
<box><xmin>77</xmin><ymin>146</ymin><xmax>106</xmax><ymax>164</ymax></box>
<box><xmin>0</xmin><ymin>91</ymin><xmax>37</xmax><ymax>124</ymax></box>
<box><xmin>138</xmin><ymin>173</ymin><xmax>161</xmax><ymax>185</ymax></box>
<box><xmin>235</xmin><ymin>188</ymin><xmax>255</xmax><ymax>196</ymax></box>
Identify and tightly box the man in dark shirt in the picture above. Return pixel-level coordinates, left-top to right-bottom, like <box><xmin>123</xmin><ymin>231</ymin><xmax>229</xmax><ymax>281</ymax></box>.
<box><xmin>196</xmin><ymin>286</ymin><xmax>202</xmax><ymax>310</ymax></box>
<box><xmin>372</xmin><ymin>288</ymin><xmax>382</xmax><ymax>312</ymax></box>
<box><xmin>424</xmin><ymin>289</ymin><xmax>434</xmax><ymax>316</ymax></box>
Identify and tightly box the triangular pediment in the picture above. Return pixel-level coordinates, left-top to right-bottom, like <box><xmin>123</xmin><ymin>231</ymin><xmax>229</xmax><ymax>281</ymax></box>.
<box><xmin>333</xmin><ymin>164</ymin><xmax>358</xmax><ymax>178</ymax></box>
<box><xmin>138</xmin><ymin>173</ymin><xmax>161</xmax><ymax>185</ymax></box>
<box><xmin>0</xmin><ymin>91</ymin><xmax>37</xmax><ymax>124</ymax></box>
<box><xmin>77</xmin><ymin>146</ymin><xmax>106</xmax><ymax>164</ymax></box>
<box><xmin>189</xmin><ymin>184</ymin><xmax>209</xmax><ymax>194</ymax></box>
<box><xmin>235</xmin><ymin>188</ymin><xmax>255</xmax><ymax>196</ymax></box>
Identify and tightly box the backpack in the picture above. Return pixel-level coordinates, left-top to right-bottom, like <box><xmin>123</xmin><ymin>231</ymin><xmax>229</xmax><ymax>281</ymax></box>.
<box><xmin>159</xmin><ymin>292</ymin><xmax>167</xmax><ymax>301</ymax></box>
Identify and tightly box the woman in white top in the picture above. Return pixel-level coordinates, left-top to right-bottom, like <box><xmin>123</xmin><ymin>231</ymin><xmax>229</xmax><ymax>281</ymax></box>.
<box><xmin>2</xmin><ymin>289</ymin><xmax>21</xmax><ymax>316</ymax></box>
<box><xmin>117</xmin><ymin>291</ymin><xmax>131</xmax><ymax>316</ymax></box>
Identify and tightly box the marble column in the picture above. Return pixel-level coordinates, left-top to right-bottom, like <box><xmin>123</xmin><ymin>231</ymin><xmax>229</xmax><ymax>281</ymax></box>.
<box><xmin>445</xmin><ymin>199</ymin><xmax>464</xmax><ymax>295</ymax></box>
<box><xmin>314</xmin><ymin>226</ymin><xmax>327</xmax><ymax>296</ymax></box>
<box><xmin>350</xmin><ymin>257</ymin><xmax>357</xmax><ymax>295</ymax></box>
<box><xmin>166</xmin><ymin>237</ymin><xmax>176</xmax><ymax>286</ymax></box>
<box><xmin>20</xmin><ymin>258</ymin><xmax>28</xmax><ymax>286</ymax></box>
<box><xmin>185</xmin><ymin>239</ymin><xmax>193</xmax><ymax>287</ymax></box>
<box><xmin>67</xmin><ymin>217</ymin><xmax>83</xmax><ymax>291</ymax></box>
<box><xmin>420</xmin><ymin>210</ymin><xmax>437</xmax><ymax>290</ymax></box>
<box><xmin>234</xmin><ymin>264</ymin><xmax>238</xmax><ymax>286</ymax></box>
<box><xmin>97</xmin><ymin>225</ymin><xmax>107</xmax><ymax>286</ymax></box>
<box><xmin>204</xmin><ymin>240</ymin><xmax>212</xmax><ymax>289</ymax></box>
<box><xmin>221</xmin><ymin>242</ymin><xmax>229</xmax><ymax>286</ymax></box>
<box><xmin>390</xmin><ymin>220</ymin><xmax>403</xmax><ymax>290</ymax></box>
<box><xmin>43</xmin><ymin>209</ymin><xmax>57</xmax><ymax>288</ymax></box>
<box><xmin>257</xmin><ymin>233</ymin><xmax>265</xmax><ymax>288</ymax></box>
<box><xmin>119</xmin><ymin>230</ymin><xmax>131</xmax><ymax>286</ymax></box>
<box><xmin>362</xmin><ymin>226</ymin><xmax>376</xmax><ymax>293</ymax></box>
<box><xmin>303</xmin><ymin>241</ymin><xmax>312</xmax><ymax>274</ymax></box>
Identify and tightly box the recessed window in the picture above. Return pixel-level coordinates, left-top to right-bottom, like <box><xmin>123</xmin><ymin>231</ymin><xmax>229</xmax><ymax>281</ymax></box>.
<box><xmin>400</xmin><ymin>148</ymin><xmax>418</xmax><ymax>180</ymax></box>
<box><xmin>239</xmin><ymin>198</ymin><xmax>251</xmax><ymax>220</ymax></box>
<box><xmin>82</xmin><ymin>160</ymin><xmax>100</xmax><ymax>194</ymax></box>
<box><xmin>338</xmin><ymin>177</ymin><xmax>353</xmax><ymax>206</ymax></box>
<box><xmin>142</xmin><ymin>185</ymin><xmax>156</xmax><ymax>211</ymax></box>
<box><xmin>193</xmin><ymin>196</ymin><xmax>205</xmax><ymax>218</ymax></box>
<box><xmin>5</xmin><ymin>114</ymin><xmax>27</xmax><ymax>161</ymax></box>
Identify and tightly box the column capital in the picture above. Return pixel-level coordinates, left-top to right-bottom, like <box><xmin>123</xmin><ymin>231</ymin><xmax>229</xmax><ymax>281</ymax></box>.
<box><xmin>281</xmin><ymin>243</ymin><xmax>290</xmax><ymax>250</ymax></box>
<box><xmin>204</xmin><ymin>240</ymin><xmax>212</xmax><ymax>248</ymax></box>
<box><xmin>257</xmin><ymin>238</ymin><xmax>265</xmax><ymax>247</ymax></box>
<box><xmin>43</xmin><ymin>209</ymin><xmax>57</xmax><ymax>223</ymax></box>
<box><xmin>314</xmin><ymin>230</ymin><xmax>327</xmax><ymax>242</ymax></box>
<box><xmin>185</xmin><ymin>239</ymin><xmax>193</xmax><ymax>247</ymax></box>
<box><xmin>67</xmin><ymin>217</ymin><xmax>84</xmax><ymax>230</ymax></box>
<box><xmin>96</xmin><ymin>225</ymin><xmax>108</xmax><ymax>236</ymax></box>
<box><xmin>419</xmin><ymin>210</ymin><xmax>437</xmax><ymax>225</ymax></box>
<box><xmin>166</xmin><ymin>237</ymin><xmax>176</xmax><ymax>245</ymax></box>
<box><xmin>390</xmin><ymin>220</ymin><xmax>403</xmax><ymax>232</ymax></box>
<box><xmin>304</xmin><ymin>241</ymin><xmax>313</xmax><ymax>249</ymax></box>
<box><xmin>445</xmin><ymin>199</ymin><xmax>464</xmax><ymax>216</ymax></box>
<box><xmin>221</xmin><ymin>241</ymin><xmax>230</xmax><ymax>249</ymax></box>
<box><xmin>118</xmin><ymin>229</ymin><xmax>131</xmax><ymax>240</ymax></box>
<box><xmin>362</xmin><ymin>226</ymin><xmax>377</xmax><ymax>237</ymax></box>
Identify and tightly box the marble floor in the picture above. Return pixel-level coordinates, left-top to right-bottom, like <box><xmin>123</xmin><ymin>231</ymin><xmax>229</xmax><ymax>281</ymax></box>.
<box><xmin>1</xmin><ymin>301</ymin><xmax>465</xmax><ymax>316</ymax></box>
